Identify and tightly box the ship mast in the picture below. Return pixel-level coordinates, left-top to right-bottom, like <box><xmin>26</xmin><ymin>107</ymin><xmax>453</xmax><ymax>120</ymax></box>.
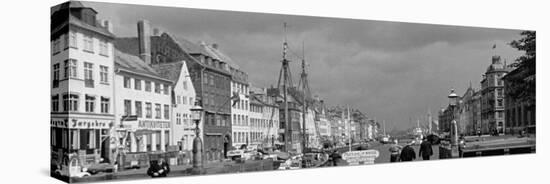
<box><xmin>298</xmin><ymin>41</ymin><xmax>311</xmax><ymax>153</ymax></box>
<box><xmin>275</xmin><ymin>22</ymin><xmax>294</xmax><ymax>152</ymax></box>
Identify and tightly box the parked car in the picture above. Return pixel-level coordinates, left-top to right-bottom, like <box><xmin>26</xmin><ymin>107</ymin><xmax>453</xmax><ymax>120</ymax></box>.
<box><xmin>85</xmin><ymin>163</ymin><xmax>115</xmax><ymax>175</ymax></box>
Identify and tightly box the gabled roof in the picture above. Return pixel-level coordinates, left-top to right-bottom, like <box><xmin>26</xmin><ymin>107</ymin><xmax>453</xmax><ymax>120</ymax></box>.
<box><xmin>201</xmin><ymin>43</ymin><xmax>241</xmax><ymax>70</ymax></box>
<box><xmin>174</xmin><ymin>37</ymin><xmax>210</xmax><ymax>56</ymax></box>
<box><xmin>151</xmin><ymin>62</ymin><xmax>184</xmax><ymax>83</ymax></box>
<box><xmin>114</xmin><ymin>49</ymin><xmax>169</xmax><ymax>82</ymax></box>
<box><xmin>68</xmin><ymin>14</ymin><xmax>115</xmax><ymax>38</ymax></box>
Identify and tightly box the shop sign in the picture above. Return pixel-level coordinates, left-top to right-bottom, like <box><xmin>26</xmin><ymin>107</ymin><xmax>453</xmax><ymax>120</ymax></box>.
<box><xmin>51</xmin><ymin>118</ymin><xmax>68</xmax><ymax>128</ymax></box>
<box><xmin>342</xmin><ymin>150</ymin><xmax>379</xmax><ymax>165</ymax></box>
<box><xmin>138</xmin><ymin>120</ymin><xmax>170</xmax><ymax>129</ymax></box>
<box><xmin>69</xmin><ymin>118</ymin><xmax>112</xmax><ymax>129</ymax></box>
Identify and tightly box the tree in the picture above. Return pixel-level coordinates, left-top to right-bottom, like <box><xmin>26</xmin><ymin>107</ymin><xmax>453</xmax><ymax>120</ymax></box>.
<box><xmin>506</xmin><ymin>31</ymin><xmax>536</xmax><ymax>105</ymax></box>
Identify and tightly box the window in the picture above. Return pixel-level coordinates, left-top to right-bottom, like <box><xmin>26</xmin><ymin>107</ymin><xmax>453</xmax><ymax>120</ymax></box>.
<box><xmin>124</xmin><ymin>100</ymin><xmax>131</xmax><ymax>116</ymax></box>
<box><xmin>100</xmin><ymin>66</ymin><xmax>108</xmax><ymax>83</ymax></box>
<box><xmin>183</xmin><ymin>81</ymin><xmax>188</xmax><ymax>90</ymax></box>
<box><xmin>63</xmin><ymin>94</ymin><xmax>79</xmax><ymax>112</ymax></box>
<box><xmin>53</xmin><ymin>63</ymin><xmax>60</xmax><ymax>88</ymax></box>
<box><xmin>134</xmin><ymin>79</ymin><xmax>141</xmax><ymax>90</ymax></box>
<box><xmin>155</xmin><ymin>83</ymin><xmax>161</xmax><ymax>93</ymax></box>
<box><xmin>52</xmin><ymin>95</ymin><xmax>59</xmax><ymax>112</ymax></box>
<box><xmin>497</xmin><ymin>89</ymin><xmax>503</xmax><ymax>97</ymax></box>
<box><xmin>100</xmin><ymin>97</ymin><xmax>109</xmax><ymax>113</ymax></box>
<box><xmin>155</xmin><ymin>104</ymin><xmax>161</xmax><ymax>119</ymax></box>
<box><xmin>123</xmin><ymin>77</ymin><xmax>131</xmax><ymax>88</ymax></box>
<box><xmin>146</xmin><ymin>103</ymin><xmax>152</xmax><ymax>118</ymax></box>
<box><xmin>176</xmin><ymin>113</ymin><xmax>181</xmax><ymax>125</ymax></box>
<box><xmin>99</xmin><ymin>39</ymin><xmax>108</xmax><ymax>56</ymax></box>
<box><xmin>144</xmin><ymin>81</ymin><xmax>152</xmax><ymax>92</ymax></box>
<box><xmin>89</xmin><ymin>130</ymin><xmax>97</xmax><ymax>149</ymax></box>
<box><xmin>177</xmin><ymin>95</ymin><xmax>181</xmax><ymax>104</ymax></box>
<box><xmin>497</xmin><ymin>99</ymin><xmax>503</xmax><ymax>107</ymax></box>
<box><xmin>189</xmin><ymin>97</ymin><xmax>194</xmax><ymax>105</ymax></box>
<box><xmin>85</xmin><ymin>95</ymin><xmax>95</xmax><ymax>113</ymax></box>
<box><xmin>163</xmin><ymin>84</ymin><xmax>169</xmax><ymax>95</ymax></box>
<box><xmin>135</xmin><ymin>101</ymin><xmax>142</xmax><ymax>118</ymax></box>
<box><xmin>164</xmin><ymin>104</ymin><xmax>170</xmax><ymax>119</ymax></box>
<box><xmin>182</xmin><ymin>96</ymin><xmax>187</xmax><ymax>105</ymax></box>
<box><xmin>84</xmin><ymin>62</ymin><xmax>94</xmax><ymax>87</ymax></box>
<box><xmin>65</xmin><ymin>59</ymin><xmax>78</xmax><ymax>79</ymax></box>
<box><xmin>203</xmin><ymin>73</ymin><xmax>208</xmax><ymax>85</ymax></box>
<box><xmin>83</xmin><ymin>35</ymin><xmax>94</xmax><ymax>52</ymax></box>
<box><xmin>69</xmin><ymin>31</ymin><xmax>77</xmax><ymax>48</ymax></box>
<box><xmin>53</xmin><ymin>38</ymin><xmax>60</xmax><ymax>55</ymax></box>
<box><xmin>63</xmin><ymin>34</ymin><xmax>69</xmax><ymax>49</ymax></box>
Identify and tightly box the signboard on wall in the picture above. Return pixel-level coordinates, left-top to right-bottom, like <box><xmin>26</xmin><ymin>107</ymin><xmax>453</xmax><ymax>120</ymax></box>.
<box><xmin>342</xmin><ymin>150</ymin><xmax>379</xmax><ymax>165</ymax></box>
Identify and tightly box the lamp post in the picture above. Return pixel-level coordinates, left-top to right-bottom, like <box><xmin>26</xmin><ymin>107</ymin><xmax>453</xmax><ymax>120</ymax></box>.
<box><xmin>448</xmin><ymin>89</ymin><xmax>460</xmax><ymax>158</ymax></box>
<box><xmin>190</xmin><ymin>101</ymin><xmax>204</xmax><ymax>174</ymax></box>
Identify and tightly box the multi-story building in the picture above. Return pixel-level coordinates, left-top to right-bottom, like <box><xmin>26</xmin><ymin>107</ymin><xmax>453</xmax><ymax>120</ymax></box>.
<box><xmin>215</xmin><ymin>46</ymin><xmax>250</xmax><ymax>149</ymax></box>
<box><xmin>249</xmin><ymin>88</ymin><xmax>263</xmax><ymax>147</ymax></box>
<box><xmin>115</xmin><ymin>21</ymin><xmax>230</xmax><ymax>161</ymax></box>
<box><xmin>503</xmin><ymin>65</ymin><xmax>536</xmax><ymax>134</ymax></box>
<box><xmin>459</xmin><ymin>86</ymin><xmax>481</xmax><ymax>135</ymax></box>
<box><xmin>248</xmin><ymin>87</ymin><xmax>281</xmax><ymax>148</ymax></box>
<box><xmin>259</xmin><ymin>88</ymin><xmax>281</xmax><ymax>147</ymax></box>
<box><xmin>480</xmin><ymin>55</ymin><xmax>510</xmax><ymax>134</ymax></box>
<box><xmin>114</xmin><ymin>49</ymin><xmax>173</xmax><ymax>154</ymax></box>
<box><xmin>178</xmin><ymin>39</ymin><xmax>233</xmax><ymax>161</ymax></box>
<box><xmin>51</xmin><ymin>1</ymin><xmax>116</xmax><ymax>172</ymax></box>
<box><xmin>150</xmin><ymin>54</ymin><xmax>197</xmax><ymax>155</ymax></box>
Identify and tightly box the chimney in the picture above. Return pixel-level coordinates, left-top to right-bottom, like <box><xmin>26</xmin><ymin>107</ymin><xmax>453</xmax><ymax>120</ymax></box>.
<box><xmin>137</xmin><ymin>20</ymin><xmax>151</xmax><ymax>65</ymax></box>
<box><xmin>102</xmin><ymin>20</ymin><xmax>113</xmax><ymax>33</ymax></box>
<box><xmin>491</xmin><ymin>55</ymin><xmax>501</xmax><ymax>64</ymax></box>
<box><xmin>152</xmin><ymin>28</ymin><xmax>162</xmax><ymax>36</ymax></box>
<box><xmin>212</xmin><ymin>43</ymin><xmax>218</xmax><ymax>49</ymax></box>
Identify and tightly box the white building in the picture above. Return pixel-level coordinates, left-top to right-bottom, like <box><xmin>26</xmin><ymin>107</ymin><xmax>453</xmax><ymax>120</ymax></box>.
<box><xmin>250</xmin><ymin>87</ymin><xmax>280</xmax><ymax>148</ymax></box>
<box><xmin>151</xmin><ymin>59</ymin><xmax>198</xmax><ymax>152</ymax></box>
<box><xmin>50</xmin><ymin>1</ymin><xmax>116</xmax><ymax>170</ymax></box>
<box><xmin>114</xmin><ymin>49</ymin><xmax>173</xmax><ymax>154</ymax></box>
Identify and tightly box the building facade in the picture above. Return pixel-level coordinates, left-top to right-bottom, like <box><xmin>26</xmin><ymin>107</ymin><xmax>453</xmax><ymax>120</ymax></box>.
<box><xmin>178</xmin><ymin>40</ymin><xmax>233</xmax><ymax>161</ymax></box>
<box><xmin>503</xmin><ymin>65</ymin><xmax>536</xmax><ymax>134</ymax></box>
<box><xmin>114</xmin><ymin>49</ymin><xmax>173</xmax><ymax>155</ymax></box>
<box><xmin>51</xmin><ymin>2</ymin><xmax>116</xmax><ymax>173</ymax></box>
<box><xmin>459</xmin><ymin>86</ymin><xmax>481</xmax><ymax>135</ymax></box>
<box><xmin>480</xmin><ymin>56</ymin><xmax>510</xmax><ymax>134</ymax></box>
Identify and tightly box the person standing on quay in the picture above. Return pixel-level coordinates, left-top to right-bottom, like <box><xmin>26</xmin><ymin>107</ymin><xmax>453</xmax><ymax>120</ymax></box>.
<box><xmin>419</xmin><ymin>137</ymin><xmax>433</xmax><ymax>160</ymax></box>
<box><xmin>399</xmin><ymin>141</ymin><xmax>416</xmax><ymax>161</ymax></box>
<box><xmin>389</xmin><ymin>139</ymin><xmax>402</xmax><ymax>162</ymax></box>
<box><xmin>147</xmin><ymin>158</ymin><xmax>171</xmax><ymax>178</ymax></box>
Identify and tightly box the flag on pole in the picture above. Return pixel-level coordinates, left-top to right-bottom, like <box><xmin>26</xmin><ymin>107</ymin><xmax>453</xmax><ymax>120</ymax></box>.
<box><xmin>231</xmin><ymin>92</ymin><xmax>240</xmax><ymax>107</ymax></box>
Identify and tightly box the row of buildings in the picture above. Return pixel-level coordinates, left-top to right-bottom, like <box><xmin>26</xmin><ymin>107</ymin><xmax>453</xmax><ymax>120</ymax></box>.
<box><xmin>438</xmin><ymin>54</ymin><xmax>536</xmax><ymax>136</ymax></box>
<box><xmin>50</xmin><ymin>2</ymin><xmax>381</xmax><ymax>171</ymax></box>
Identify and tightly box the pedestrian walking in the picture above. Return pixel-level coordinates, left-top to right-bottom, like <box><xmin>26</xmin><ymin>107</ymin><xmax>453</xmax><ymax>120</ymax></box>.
<box><xmin>399</xmin><ymin>141</ymin><xmax>416</xmax><ymax>161</ymax></box>
<box><xmin>419</xmin><ymin>137</ymin><xmax>433</xmax><ymax>160</ymax></box>
<box><xmin>388</xmin><ymin>139</ymin><xmax>402</xmax><ymax>162</ymax></box>
<box><xmin>147</xmin><ymin>158</ymin><xmax>170</xmax><ymax>178</ymax></box>
<box><xmin>330</xmin><ymin>151</ymin><xmax>341</xmax><ymax>166</ymax></box>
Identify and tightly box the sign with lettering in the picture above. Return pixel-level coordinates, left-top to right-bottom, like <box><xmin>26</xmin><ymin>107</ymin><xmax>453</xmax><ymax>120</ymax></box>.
<box><xmin>69</xmin><ymin>119</ymin><xmax>112</xmax><ymax>129</ymax></box>
<box><xmin>138</xmin><ymin>120</ymin><xmax>170</xmax><ymax>129</ymax></box>
<box><xmin>51</xmin><ymin>118</ymin><xmax>68</xmax><ymax>128</ymax></box>
<box><xmin>342</xmin><ymin>150</ymin><xmax>379</xmax><ymax>165</ymax></box>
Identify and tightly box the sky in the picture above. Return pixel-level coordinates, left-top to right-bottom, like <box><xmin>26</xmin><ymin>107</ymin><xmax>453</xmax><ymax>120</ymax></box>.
<box><xmin>85</xmin><ymin>1</ymin><xmax>525</xmax><ymax>131</ymax></box>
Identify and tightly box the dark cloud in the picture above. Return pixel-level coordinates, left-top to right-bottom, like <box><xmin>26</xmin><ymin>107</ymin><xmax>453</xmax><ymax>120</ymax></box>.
<box><xmin>87</xmin><ymin>1</ymin><xmax>524</xmax><ymax>131</ymax></box>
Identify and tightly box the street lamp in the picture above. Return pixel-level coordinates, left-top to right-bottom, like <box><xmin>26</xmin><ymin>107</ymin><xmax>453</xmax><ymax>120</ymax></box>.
<box><xmin>190</xmin><ymin>100</ymin><xmax>204</xmax><ymax>174</ymax></box>
<box><xmin>448</xmin><ymin>89</ymin><xmax>460</xmax><ymax>158</ymax></box>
